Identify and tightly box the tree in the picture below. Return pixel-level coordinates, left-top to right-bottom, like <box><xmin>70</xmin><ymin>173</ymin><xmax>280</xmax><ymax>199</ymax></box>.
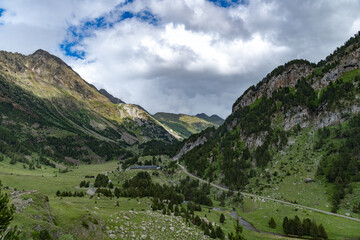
<box><xmin>268</xmin><ymin>217</ymin><xmax>276</xmax><ymax>228</ymax></box>
<box><xmin>309</xmin><ymin>221</ymin><xmax>319</xmax><ymax>238</ymax></box>
<box><xmin>318</xmin><ymin>224</ymin><xmax>328</xmax><ymax>239</ymax></box>
<box><xmin>228</xmin><ymin>219</ymin><xmax>246</xmax><ymax>240</ymax></box>
<box><xmin>0</xmin><ymin>182</ymin><xmax>19</xmax><ymax>239</ymax></box>
<box><xmin>94</xmin><ymin>174</ymin><xmax>109</xmax><ymax>188</ymax></box>
<box><xmin>282</xmin><ymin>217</ymin><xmax>289</xmax><ymax>234</ymax></box>
<box><xmin>220</xmin><ymin>213</ymin><xmax>225</xmax><ymax>224</ymax></box>
<box><xmin>215</xmin><ymin>226</ymin><xmax>225</xmax><ymax>239</ymax></box>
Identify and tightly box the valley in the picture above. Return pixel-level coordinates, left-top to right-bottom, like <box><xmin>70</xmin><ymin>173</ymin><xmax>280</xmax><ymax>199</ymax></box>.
<box><xmin>1</xmin><ymin>29</ymin><xmax>360</xmax><ymax>240</ymax></box>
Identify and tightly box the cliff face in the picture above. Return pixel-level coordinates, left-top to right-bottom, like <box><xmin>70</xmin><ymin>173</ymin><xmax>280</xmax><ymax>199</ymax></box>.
<box><xmin>233</xmin><ymin>62</ymin><xmax>313</xmax><ymax>112</ymax></box>
<box><xmin>177</xmin><ymin>32</ymin><xmax>360</xmax><ymax>162</ymax></box>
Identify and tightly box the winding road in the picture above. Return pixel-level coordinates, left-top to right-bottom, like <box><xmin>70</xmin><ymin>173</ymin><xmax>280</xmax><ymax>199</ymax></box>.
<box><xmin>177</xmin><ymin>163</ymin><xmax>360</xmax><ymax>223</ymax></box>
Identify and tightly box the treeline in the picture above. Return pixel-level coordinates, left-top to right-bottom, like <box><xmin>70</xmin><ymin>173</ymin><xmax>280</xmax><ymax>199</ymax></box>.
<box><xmin>121</xmin><ymin>171</ymin><xmax>184</xmax><ymax>204</ymax></box>
<box><xmin>316</xmin><ymin>114</ymin><xmax>360</xmax><ymax>212</ymax></box>
<box><xmin>119</xmin><ymin>172</ymin><xmax>213</xmax><ymax>207</ymax></box>
<box><xmin>139</xmin><ymin>140</ymin><xmax>182</xmax><ymax>156</ymax></box>
<box><xmin>177</xmin><ymin>176</ymin><xmax>213</xmax><ymax>206</ymax></box>
<box><xmin>56</xmin><ymin>190</ymin><xmax>85</xmax><ymax>197</ymax></box>
<box><xmin>79</xmin><ymin>180</ymin><xmax>90</xmax><ymax>188</ymax></box>
<box><xmin>283</xmin><ymin>216</ymin><xmax>327</xmax><ymax>239</ymax></box>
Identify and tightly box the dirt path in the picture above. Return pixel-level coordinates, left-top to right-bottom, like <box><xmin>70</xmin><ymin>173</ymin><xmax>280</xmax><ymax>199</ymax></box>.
<box><xmin>178</xmin><ymin>163</ymin><xmax>360</xmax><ymax>223</ymax></box>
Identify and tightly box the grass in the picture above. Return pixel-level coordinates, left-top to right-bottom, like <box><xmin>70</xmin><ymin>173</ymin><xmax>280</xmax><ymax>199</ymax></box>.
<box><xmin>238</xmin><ymin>196</ymin><xmax>360</xmax><ymax>239</ymax></box>
<box><xmin>1</xmin><ymin>147</ymin><xmax>359</xmax><ymax>239</ymax></box>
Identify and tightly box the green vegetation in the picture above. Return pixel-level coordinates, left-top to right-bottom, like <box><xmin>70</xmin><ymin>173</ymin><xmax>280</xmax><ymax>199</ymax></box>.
<box><xmin>0</xmin><ymin>181</ymin><xmax>19</xmax><ymax>239</ymax></box>
<box><xmin>282</xmin><ymin>215</ymin><xmax>328</xmax><ymax>239</ymax></box>
<box><xmin>153</xmin><ymin>112</ymin><xmax>221</xmax><ymax>138</ymax></box>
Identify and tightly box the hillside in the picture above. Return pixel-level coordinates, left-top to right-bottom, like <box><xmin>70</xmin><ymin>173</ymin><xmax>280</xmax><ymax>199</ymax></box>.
<box><xmin>153</xmin><ymin>112</ymin><xmax>223</xmax><ymax>138</ymax></box>
<box><xmin>0</xmin><ymin>49</ymin><xmax>177</xmax><ymax>166</ymax></box>
<box><xmin>196</xmin><ymin>113</ymin><xmax>225</xmax><ymax>126</ymax></box>
<box><xmin>176</xmin><ymin>31</ymin><xmax>360</xmax><ymax>224</ymax></box>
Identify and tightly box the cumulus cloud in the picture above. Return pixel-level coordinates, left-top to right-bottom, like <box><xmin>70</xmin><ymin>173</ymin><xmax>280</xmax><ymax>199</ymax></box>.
<box><xmin>1</xmin><ymin>0</ymin><xmax>360</xmax><ymax>118</ymax></box>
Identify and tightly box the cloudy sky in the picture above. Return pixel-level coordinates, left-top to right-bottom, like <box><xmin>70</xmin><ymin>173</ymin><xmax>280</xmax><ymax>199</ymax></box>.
<box><xmin>0</xmin><ymin>0</ymin><xmax>360</xmax><ymax>118</ymax></box>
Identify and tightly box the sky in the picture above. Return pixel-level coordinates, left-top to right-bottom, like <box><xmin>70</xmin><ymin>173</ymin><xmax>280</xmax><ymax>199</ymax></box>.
<box><xmin>0</xmin><ymin>0</ymin><xmax>360</xmax><ymax>118</ymax></box>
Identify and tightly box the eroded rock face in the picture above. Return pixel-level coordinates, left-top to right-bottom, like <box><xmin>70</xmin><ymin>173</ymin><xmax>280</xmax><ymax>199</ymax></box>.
<box><xmin>233</xmin><ymin>63</ymin><xmax>313</xmax><ymax>112</ymax></box>
<box><xmin>313</xmin><ymin>47</ymin><xmax>360</xmax><ymax>90</ymax></box>
<box><xmin>172</xmin><ymin>136</ymin><xmax>207</xmax><ymax>161</ymax></box>
<box><xmin>229</xmin><ymin>46</ymin><xmax>360</xmax><ymax>148</ymax></box>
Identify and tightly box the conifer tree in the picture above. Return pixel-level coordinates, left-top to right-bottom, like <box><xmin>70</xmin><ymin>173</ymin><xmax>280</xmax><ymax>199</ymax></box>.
<box><xmin>268</xmin><ymin>217</ymin><xmax>276</xmax><ymax>228</ymax></box>
<box><xmin>318</xmin><ymin>224</ymin><xmax>328</xmax><ymax>239</ymax></box>
<box><xmin>0</xmin><ymin>182</ymin><xmax>19</xmax><ymax>239</ymax></box>
<box><xmin>220</xmin><ymin>213</ymin><xmax>225</xmax><ymax>224</ymax></box>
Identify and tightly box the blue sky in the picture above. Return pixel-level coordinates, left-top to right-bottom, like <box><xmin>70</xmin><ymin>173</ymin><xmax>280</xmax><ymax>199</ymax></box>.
<box><xmin>60</xmin><ymin>8</ymin><xmax>160</xmax><ymax>59</ymax></box>
<box><xmin>0</xmin><ymin>0</ymin><xmax>359</xmax><ymax>118</ymax></box>
<box><xmin>59</xmin><ymin>0</ymin><xmax>245</xmax><ymax>59</ymax></box>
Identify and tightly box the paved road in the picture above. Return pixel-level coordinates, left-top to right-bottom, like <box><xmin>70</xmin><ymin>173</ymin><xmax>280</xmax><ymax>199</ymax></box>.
<box><xmin>177</xmin><ymin>163</ymin><xmax>360</xmax><ymax>223</ymax></box>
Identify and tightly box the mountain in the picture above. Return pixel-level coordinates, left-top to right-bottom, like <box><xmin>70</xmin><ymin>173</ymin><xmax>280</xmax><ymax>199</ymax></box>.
<box><xmin>98</xmin><ymin>88</ymin><xmax>124</xmax><ymax>104</ymax></box>
<box><xmin>153</xmin><ymin>112</ymin><xmax>222</xmax><ymax>138</ymax></box>
<box><xmin>0</xmin><ymin>49</ymin><xmax>177</xmax><ymax>165</ymax></box>
<box><xmin>175</xmin><ymin>32</ymin><xmax>360</xmax><ymax>216</ymax></box>
<box><xmin>195</xmin><ymin>113</ymin><xmax>224</xmax><ymax>125</ymax></box>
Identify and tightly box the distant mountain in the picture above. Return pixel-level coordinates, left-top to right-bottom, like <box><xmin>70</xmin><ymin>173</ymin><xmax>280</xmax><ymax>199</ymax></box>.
<box><xmin>0</xmin><ymin>49</ymin><xmax>178</xmax><ymax>164</ymax></box>
<box><xmin>98</xmin><ymin>88</ymin><xmax>124</xmax><ymax>104</ymax></box>
<box><xmin>153</xmin><ymin>112</ymin><xmax>222</xmax><ymax>138</ymax></box>
<box><xmin>195</xmin><ymin>113</ymin><xmax>224</xmax><ymax>125</ymax></box>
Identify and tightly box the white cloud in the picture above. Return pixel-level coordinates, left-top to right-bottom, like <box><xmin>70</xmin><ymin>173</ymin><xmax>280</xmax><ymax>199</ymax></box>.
<box><xmin>1</xmin><ymin>0</ymin><xmax>360</xmax><ymax>118</ymax></box>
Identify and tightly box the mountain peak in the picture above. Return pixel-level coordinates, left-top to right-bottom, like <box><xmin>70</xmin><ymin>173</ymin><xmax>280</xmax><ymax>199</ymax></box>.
<box><xmin>32</xmin><ymin>49</ymin><xmax>50</xmax><ymax>55</ymax></box>
<box><xmin>195</xmin><ymin>113</ymin><xmax>224</xmax><ymax>125</ymax></box>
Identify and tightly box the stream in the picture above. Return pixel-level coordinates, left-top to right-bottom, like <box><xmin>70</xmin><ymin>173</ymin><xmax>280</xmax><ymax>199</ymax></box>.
<box><xmin>213</xmin><ymin>208</ymin><xmax>304</xmax><ymax>239</ymax></box>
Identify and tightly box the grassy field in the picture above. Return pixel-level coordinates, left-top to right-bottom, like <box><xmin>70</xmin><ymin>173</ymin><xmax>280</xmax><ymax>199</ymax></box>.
<box><xmin>1</xmin><ymin>152</ymin><xmax>359</xmax><ymax>240</ymax></box>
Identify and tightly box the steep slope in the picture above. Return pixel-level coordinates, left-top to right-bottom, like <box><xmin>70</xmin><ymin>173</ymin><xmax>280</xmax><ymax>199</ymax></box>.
<box><xmin>0</xmin><ymin>49</ymin><xmax>176</xmax><ymax>165</ymax></box>
<box><xmin>153</xmin><ymin>112</ymin><xmax>222</xmax><ymax>138</ymax></box>
<box><xmin>176</xmin><ymin>32</ymin><xmax>360</xmax><ymax>216</ymax></box>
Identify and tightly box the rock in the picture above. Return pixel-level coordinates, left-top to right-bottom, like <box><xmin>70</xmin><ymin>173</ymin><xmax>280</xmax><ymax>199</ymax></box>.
<box><xmin>304</xmin><ymin>178</ymin><xmax>313</xmax><ymax>183</ymax></box>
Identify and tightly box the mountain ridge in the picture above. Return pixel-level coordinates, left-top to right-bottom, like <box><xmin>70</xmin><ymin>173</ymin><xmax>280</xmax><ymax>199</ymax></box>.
<box><xmin>153</xmin><ymin>112</ymin><xmax>223</xmax><ymax>138</ymax></box>
<box><xmin>0</xmin><ymin>49</ymin><xmax>178</xmax><ymax>164</ymax></box>
<box><xmin>175</xmin><ymin>32</ymin><xmax>360</xmax><ymax>217</ymax></box>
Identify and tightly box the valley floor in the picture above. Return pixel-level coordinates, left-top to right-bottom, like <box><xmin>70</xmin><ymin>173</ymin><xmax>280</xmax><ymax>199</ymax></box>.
<box><xmin>0</xmin><ymin>155</ymin><xmax>359</xmax><ymax>239</ymax></box>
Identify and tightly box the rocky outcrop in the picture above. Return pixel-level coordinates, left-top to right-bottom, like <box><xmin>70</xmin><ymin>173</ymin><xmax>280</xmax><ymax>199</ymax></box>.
<box><xmin>172</xmin><ymin>136</ymin><xmax>207</xmax><ymax>161</ymax></box>
<box><xmin>233</xmin><ymin>62</ymin><xmax>313</xmax><ymax>112</ymax></box>
<box><xmin>313</xmin><ymin>47</ymin><xmax>360</xmax><ymax>90</ymax></box>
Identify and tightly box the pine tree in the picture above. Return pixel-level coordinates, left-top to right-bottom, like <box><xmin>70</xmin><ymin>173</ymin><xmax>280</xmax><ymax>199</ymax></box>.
<box><xmin>228</xmin><ymin>219</ymin><xmax>246</xmax><ymax>240</ymax></box>
<box><xmin>309</xmin><ymin>221</ymin><xmax>319</xmax><ymax>238</ymax></box>
<box><xmin>0</xmin><ymin>182</ymin><xmax>19</xmax><ymax>239</ymax></box>
<box><xmin>215</xmin><ymin>226</ymin><xmax>225</xmax><ymax>239</ymax></box>
<box><xmin>318</xmin><ymin>224</ymin><xmax>328</xmax><ymax>239</ymax></box>
<box><xmin>294</xmin><ymin>215</ymin><xmax>303</xmax><ymax>236</ymax></box>
<box><xmin>282</xmin><ymin>216</ymin><xmax>289</xmax><ymax>234</ymax></box>
<box><xmin>220</xmin><ymin>213</ymin><xmax>225</xmax><ymax>224</ymax></box>
<box><xmin>268</xmin><ymin>217</ymin><xmax>276</xmax><ymax>228</ymax></box>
